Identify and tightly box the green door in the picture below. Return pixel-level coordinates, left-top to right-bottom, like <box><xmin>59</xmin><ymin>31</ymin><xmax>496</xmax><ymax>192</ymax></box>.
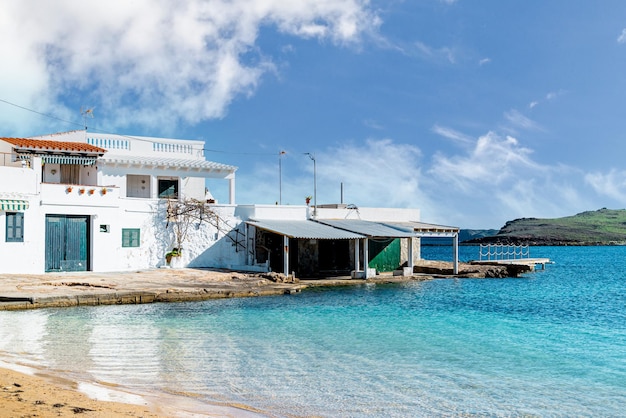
<box><xmin>368</xmin><ymin>238</ymin><xmax>401</xmax><ymax>273</ymax></box>
<box><xmin>45</xmin><ymin>215</ymin><xmax>89</xmax><ymax>272</ymax></box>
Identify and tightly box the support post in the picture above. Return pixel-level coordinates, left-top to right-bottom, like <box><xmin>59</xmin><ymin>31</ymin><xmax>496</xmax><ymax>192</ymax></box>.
<box><xmin>283</xmin><ymin>235</ymin><xmax>289</xmax><ymax>277</ymax></box>
<box><xmin>354</xmin><ymin>238</ymin><xmax>360</xmax><ymax>272</ymax></box>
<box><xmin>228</xmin><ymin>177</ymin><xmax>236</xmax><ymax>205</ymax></box>
<box><xmin>364</xmin><ymin>238</ymin><xmax>370</xmax><ymax>279</ymax></box>
<box><xmin>453</xmin><ymin>233</ymin><xmax>459</xmax><ymax>275</ymax></box>
<box><xmin>408</xmin><ymin>237</ymin><xmax>414</xmax><ymax>270</ymax></box>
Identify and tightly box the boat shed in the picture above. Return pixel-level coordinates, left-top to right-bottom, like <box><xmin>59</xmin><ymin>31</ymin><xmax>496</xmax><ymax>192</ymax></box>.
<box><xmin>245</xmin><ymin>217</ymin><xmax>459</xmax><ymax>278</ymax></box>
<box><xmin>245</xmin><ymin>219</ymin><xmax>365</xmax><ymax>278</ymax></box>
<box><xmin>314</xmin><ymin>219</ymin><xmax>419</xmax><ymax>277</ymax></box>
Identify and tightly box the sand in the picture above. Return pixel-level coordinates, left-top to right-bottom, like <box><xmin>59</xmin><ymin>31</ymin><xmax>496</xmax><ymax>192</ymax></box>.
<box><xmin>0</xmin><ymin>365</ymin><xmax>166</xmax><ymax>417</ymax></box>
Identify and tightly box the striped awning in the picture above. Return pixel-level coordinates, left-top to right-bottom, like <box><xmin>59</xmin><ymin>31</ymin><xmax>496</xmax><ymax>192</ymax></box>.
<box><xmin>0</xmin><ymin>199</ymin><xmax>29</xmax><ymax>211</ymax></box>
<box><xmin>41</xmin><ymin>155</ymin><xmax>98</xmax><ymax>165</ymax></box>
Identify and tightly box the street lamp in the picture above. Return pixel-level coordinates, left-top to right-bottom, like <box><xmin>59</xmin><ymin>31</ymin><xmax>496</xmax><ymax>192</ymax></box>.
<box><xmin>278</xmin><ymin>150</ymin><xmax>286</xmax><ymax>205</ymax></box>
<box><xmin>305</xmin><ymin>153</ymin><xmax>317</xmax><ymax>218</ymax></box>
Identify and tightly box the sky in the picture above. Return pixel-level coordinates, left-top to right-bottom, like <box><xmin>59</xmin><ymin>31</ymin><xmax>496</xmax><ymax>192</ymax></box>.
<box><xmin>2</xmin><ymin>1</ymin><xmax>626</xmax><ymax>228</ymax></box>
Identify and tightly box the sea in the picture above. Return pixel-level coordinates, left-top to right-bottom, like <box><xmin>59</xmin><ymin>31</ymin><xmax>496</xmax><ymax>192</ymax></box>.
<box><xmin>1</xmin><ymin>246</ymin><xmax>625</xmax><ymax>417</ymax></box>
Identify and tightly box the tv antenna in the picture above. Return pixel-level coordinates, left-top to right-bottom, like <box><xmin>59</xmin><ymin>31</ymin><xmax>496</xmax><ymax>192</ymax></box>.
<box><xmin>80</xmin><ymin>106</ymin><xmax>95</xmax><ymax>130</ymax></box>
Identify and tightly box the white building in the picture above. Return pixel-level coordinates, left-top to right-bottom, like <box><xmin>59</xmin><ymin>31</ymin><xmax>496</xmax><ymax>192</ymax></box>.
<box><xmin>0</xmin><ymin>130</ymin><xmax>459</xmax><ymax>276</ymax></box>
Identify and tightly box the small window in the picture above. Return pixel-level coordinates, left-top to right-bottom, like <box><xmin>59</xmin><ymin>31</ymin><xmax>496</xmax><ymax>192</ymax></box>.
<box><xmin>158</xmin><ymin>179</ymin><xmax>179</xmax><ymax>199</ymax></box>
<box><xmin>122</xmin><ymin>228</ymin><xmax>140</xmax><ymax>247</ymax></box>
<box><xmin>6</xmin><ymin>212</ymin><xmax>24</xmax><ymax>242</ymax></box>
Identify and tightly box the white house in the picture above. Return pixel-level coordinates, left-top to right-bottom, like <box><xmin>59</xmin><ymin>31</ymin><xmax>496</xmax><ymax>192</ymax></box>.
<box><xmin>0</xmin><ymin>130</ymin><xmax>459</xmax><ymax>276</ymax></box>
<box><xmin>0</xmin><ymin>130</ymin><xmax>241</xmax><ymax>273</ymax></box>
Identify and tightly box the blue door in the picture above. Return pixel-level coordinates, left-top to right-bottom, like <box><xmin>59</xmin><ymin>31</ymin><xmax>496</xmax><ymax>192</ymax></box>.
<box><xmin>45</xmin><ymin>215</ymin><xmax>90</xmax><ymax>272</ymax></box>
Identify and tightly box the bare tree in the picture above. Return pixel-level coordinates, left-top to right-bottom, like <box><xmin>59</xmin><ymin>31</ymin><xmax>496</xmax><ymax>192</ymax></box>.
<box><xmin>165</xmin><ymin>198</ymin><xmax>246</xmax><ymax>258</ymax></box>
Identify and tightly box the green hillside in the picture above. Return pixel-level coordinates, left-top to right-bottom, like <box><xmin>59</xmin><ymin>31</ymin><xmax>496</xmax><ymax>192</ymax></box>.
<box><xmin>470</xmin><ymin>208</ymin><xmax>626</xmax><ymax>245</ymax></box>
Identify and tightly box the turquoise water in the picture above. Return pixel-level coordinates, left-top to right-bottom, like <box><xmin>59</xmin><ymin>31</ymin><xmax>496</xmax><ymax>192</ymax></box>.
<box><xmin>1</xmin><ymin>246</ymin><xmax>625</xmax><ymax>416</ymax></box>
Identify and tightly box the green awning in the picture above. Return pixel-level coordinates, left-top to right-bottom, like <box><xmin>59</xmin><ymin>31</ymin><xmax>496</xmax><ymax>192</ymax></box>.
<box><xmin>0</xmin><ymin>199</ymin><xmax>29</xmax><ymax>211</ymax></box>
<box><xmin>41</xmin><ymin>155</ymin><xmax>98</xmax><ymax>165</ymax></box>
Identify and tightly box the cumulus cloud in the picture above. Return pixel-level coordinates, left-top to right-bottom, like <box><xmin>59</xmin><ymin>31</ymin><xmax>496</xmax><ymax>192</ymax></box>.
<box><xmin>0</xmin><ymin>0</ymin><xmax>380</xmax><ymax>134</ymax></box>
<box><xmin>429</xmin><ymin>132</ymin><xmax>538</xmax><ymax>192</ymax></box>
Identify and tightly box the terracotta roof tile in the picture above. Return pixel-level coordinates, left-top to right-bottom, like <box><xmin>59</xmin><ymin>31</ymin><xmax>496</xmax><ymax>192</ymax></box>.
<box><xmin>0</xmin><ymin>137</ymin><xmax>106</xmax><ymax>154</ymax></box>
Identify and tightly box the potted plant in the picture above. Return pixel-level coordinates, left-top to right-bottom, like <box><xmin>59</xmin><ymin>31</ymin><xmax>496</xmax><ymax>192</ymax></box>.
<box><xmin>305</xmin><ymin>195</ymin><xmax>312</xmax><ymax>205</ymax></box>
<box><xmin>165</xmin><ymin>247</ymin><xmax>181</xmax><ymax>266</ymax></box>
<box><xmin>66</xmin><ymin>186</ymin><xmax>73</xmax><ymax>193</ymax></box>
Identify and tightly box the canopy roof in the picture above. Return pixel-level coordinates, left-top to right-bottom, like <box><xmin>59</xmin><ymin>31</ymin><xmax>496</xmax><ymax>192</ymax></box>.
<box><xmin>247</xmin><ymin>219</ymin><xmax>364</xmax><ymax>240</ymax></box>
<box><xmin>314</xmin><ymin>219</ymin><xmax>417</xmax><ymax>238</ymax></box>
<box><xmin>100</xmin><ymin>155</ymin><xmax>237</xmax><ymax>177</ymax></box>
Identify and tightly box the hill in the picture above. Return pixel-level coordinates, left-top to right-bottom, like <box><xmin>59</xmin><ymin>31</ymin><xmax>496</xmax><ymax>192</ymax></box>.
<box><xmin>467</xmin><ymin>208</ymin><xmax>626</xmax><ymax>245</ymax></box>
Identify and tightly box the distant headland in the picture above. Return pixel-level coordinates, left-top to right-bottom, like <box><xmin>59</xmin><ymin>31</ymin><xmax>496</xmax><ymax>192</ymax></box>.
<box><xmin>463</xmin><ymin>208</ymin><xmax>626</xmax><ymax>246</ymax></box>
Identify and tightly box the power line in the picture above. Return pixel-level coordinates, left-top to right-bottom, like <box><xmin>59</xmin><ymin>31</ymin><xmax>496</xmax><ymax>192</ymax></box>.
<box><xmin>0</xmin><ymin>97</ymin><xmax>84</xmax><ymax>128</ymax></box>
<box><xmin>0</xmin><ymin>96</ymin><xmax>286</xmax><ymax>158</ymax></box>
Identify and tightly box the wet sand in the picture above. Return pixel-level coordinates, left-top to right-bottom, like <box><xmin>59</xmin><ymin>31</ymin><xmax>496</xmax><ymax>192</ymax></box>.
<box><xmin>0</xmin><ymin>361</ymin><xmax>266</xmax><ymax>417</ymax></box>
<box><xmin>1</xmin><ymin>364</ymin><xmax>168</xmax><ymax>417</ymax></box>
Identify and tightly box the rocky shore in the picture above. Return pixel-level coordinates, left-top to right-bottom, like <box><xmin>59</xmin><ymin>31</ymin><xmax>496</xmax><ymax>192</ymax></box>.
<box><xmin>0</xmin><ymin>261</ymin><xmax>529</xmax><ymax>311</ymax></box>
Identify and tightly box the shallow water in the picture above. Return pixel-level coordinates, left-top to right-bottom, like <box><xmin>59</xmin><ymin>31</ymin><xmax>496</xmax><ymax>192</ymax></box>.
<box><xmin>1</xmin><ymin>246</ymin><xmax>625</xmax><ymax>416</ymax></box>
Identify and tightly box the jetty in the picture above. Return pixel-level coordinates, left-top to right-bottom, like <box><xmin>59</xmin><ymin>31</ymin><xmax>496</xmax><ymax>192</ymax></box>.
<box><xmin>470</xmin><ymin>244</ymin><xmax>551</xmax><ymax>271</ymax></box>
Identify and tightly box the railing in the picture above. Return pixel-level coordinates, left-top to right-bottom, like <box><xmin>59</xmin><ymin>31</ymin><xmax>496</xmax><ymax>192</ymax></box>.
<box><xmin>479</xmin><ymin>244</ymin><xmax>530</xmax><ymax>261</ymax></box>
<box><xmin>87</xmin><ymin>137</ymin><xmax>130</xmax><ymax>150</ymax></box>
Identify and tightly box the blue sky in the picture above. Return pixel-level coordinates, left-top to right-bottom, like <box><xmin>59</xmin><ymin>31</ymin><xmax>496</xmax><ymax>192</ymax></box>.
<box><xmin>2</xmin><ymin>1</ymin><xmax>626</xmax><ymax>228</ymax></box>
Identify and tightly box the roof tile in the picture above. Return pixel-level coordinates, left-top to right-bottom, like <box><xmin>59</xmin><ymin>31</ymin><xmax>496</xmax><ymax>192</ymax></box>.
<box><xmin>0</xmin><ymin>137</ymin><xmax>106</xmax><ymax>154</ymax></box>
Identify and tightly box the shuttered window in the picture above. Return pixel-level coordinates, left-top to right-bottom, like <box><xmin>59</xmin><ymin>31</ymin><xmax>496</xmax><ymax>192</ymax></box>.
<box><xmin>122</xmin><ymin>228</ymin><xmax>140</xmax><ymax>247</ymax></box>
<box><xmin>6</xmin><ymin>212</ymin><xmax>24</xmax><ymax>242</ymax></box>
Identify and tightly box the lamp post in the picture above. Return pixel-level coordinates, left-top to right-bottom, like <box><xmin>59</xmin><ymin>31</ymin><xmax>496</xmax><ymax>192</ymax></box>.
<box><xmin>305</xmin><ymin>153</ymin><xmax>317</xmax><ymax>218</ymax></box>
<box><xmin>278</xmin><ymin>150</ymin><xmax>285</xmax><ymax>205</ymax></box>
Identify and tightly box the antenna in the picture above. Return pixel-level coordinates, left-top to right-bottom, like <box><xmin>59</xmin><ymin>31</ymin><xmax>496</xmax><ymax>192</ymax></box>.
<box><xmin>80</xmin><ymin>106</ymin><xmax>95</xmax><ymax>130</ymax></box>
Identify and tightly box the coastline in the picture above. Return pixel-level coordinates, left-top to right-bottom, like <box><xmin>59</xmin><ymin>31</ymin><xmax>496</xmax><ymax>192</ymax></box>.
<box><xmin>0</xmin><ymin>262</ymin><xmax>514</xmax><ymax>311</ymax></box>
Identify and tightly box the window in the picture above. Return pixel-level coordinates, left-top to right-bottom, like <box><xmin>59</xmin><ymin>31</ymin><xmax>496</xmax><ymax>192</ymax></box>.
<box><xmin>126</xmin><ymin>174</ymin><xmax>151</xmax><ymax>198</ymax></box>
<box><xmin>6</xmin><ymin>212</ymin><xmax>24</xmax><ymax>242</ymax></box>
<box><xmin>158</xmin><ymin>179</ymin><xmax>179</xmax><ymax>199</ymax></box>
<box><xmin>122</xmin><ymin>228</ymin><xmax>140</xmax><ymax>247</ymax></box>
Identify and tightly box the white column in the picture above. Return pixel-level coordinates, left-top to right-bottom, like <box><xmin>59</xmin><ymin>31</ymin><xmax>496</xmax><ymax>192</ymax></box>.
<box><xmin>363</xmin><ymin>238</ymin><xmax>369</xmax><ymax>279</ymax></box>
<box><xmin>354</xmin><ymin>239</ymin><xmax>360</xmax><ymax>272</ymax></box>
<box><xmin>229</xmin><ymin>177</ymin><xmax>236</xmax><ymax>204</ymax></box>
<box><xmin>283</xmin><ymin>235</ymin><xmax>289</xmax><ymax>276</ymax></box>
<box><xmin>453</xmin><ymin>233</ymin><xmax>459</xmax><ymax>275</ymax></box>
<box><xmin>408</xmin><ymin>237</ymin><xmax>414</xmax><ymax>269</ymax></box>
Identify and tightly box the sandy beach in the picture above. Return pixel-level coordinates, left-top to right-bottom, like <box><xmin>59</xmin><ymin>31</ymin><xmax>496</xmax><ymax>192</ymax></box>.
<box><xmin>0</xmin><ymin>365</ymin><xmax>166</xmax><ymax>417</ymax></box>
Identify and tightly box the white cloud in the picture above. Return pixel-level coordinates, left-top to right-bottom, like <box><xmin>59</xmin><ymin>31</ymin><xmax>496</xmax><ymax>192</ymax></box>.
<box><xmin>0</xmin><ymin>0</ymin><xmax>380</xmax><ymax>134</ymax></box>
<box><xmin>237</xmin><ymin>131</ymin><xmax>624</xmax><ymax>228</ymax></box>
<box><xmin>431</xmin><ymin>124</ymin><xmax>473</xmax><ymax>145</ymax></box>
<box><xmin>413</xmin><ymin>41</ymin><xmax>456</xmax><ymax>64</ymax></box>
<box><xmin>504</xmin><ymin>109</ymin><xmax>542</xmax><ymax>131</ymax></box>
<box><xmin>585</xmin><ymin>170</ymin><xmax>626</xmax><ymax>203</ymax></box>
<box><xmin>618</xmin><ymin>28</ymin><xmax>626</xmax><ymax>44</ymax></box>
<box><xmin>478</xmin><ymin>57</ymin><xmax>491</xmax><ymax>66</ymax></box>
